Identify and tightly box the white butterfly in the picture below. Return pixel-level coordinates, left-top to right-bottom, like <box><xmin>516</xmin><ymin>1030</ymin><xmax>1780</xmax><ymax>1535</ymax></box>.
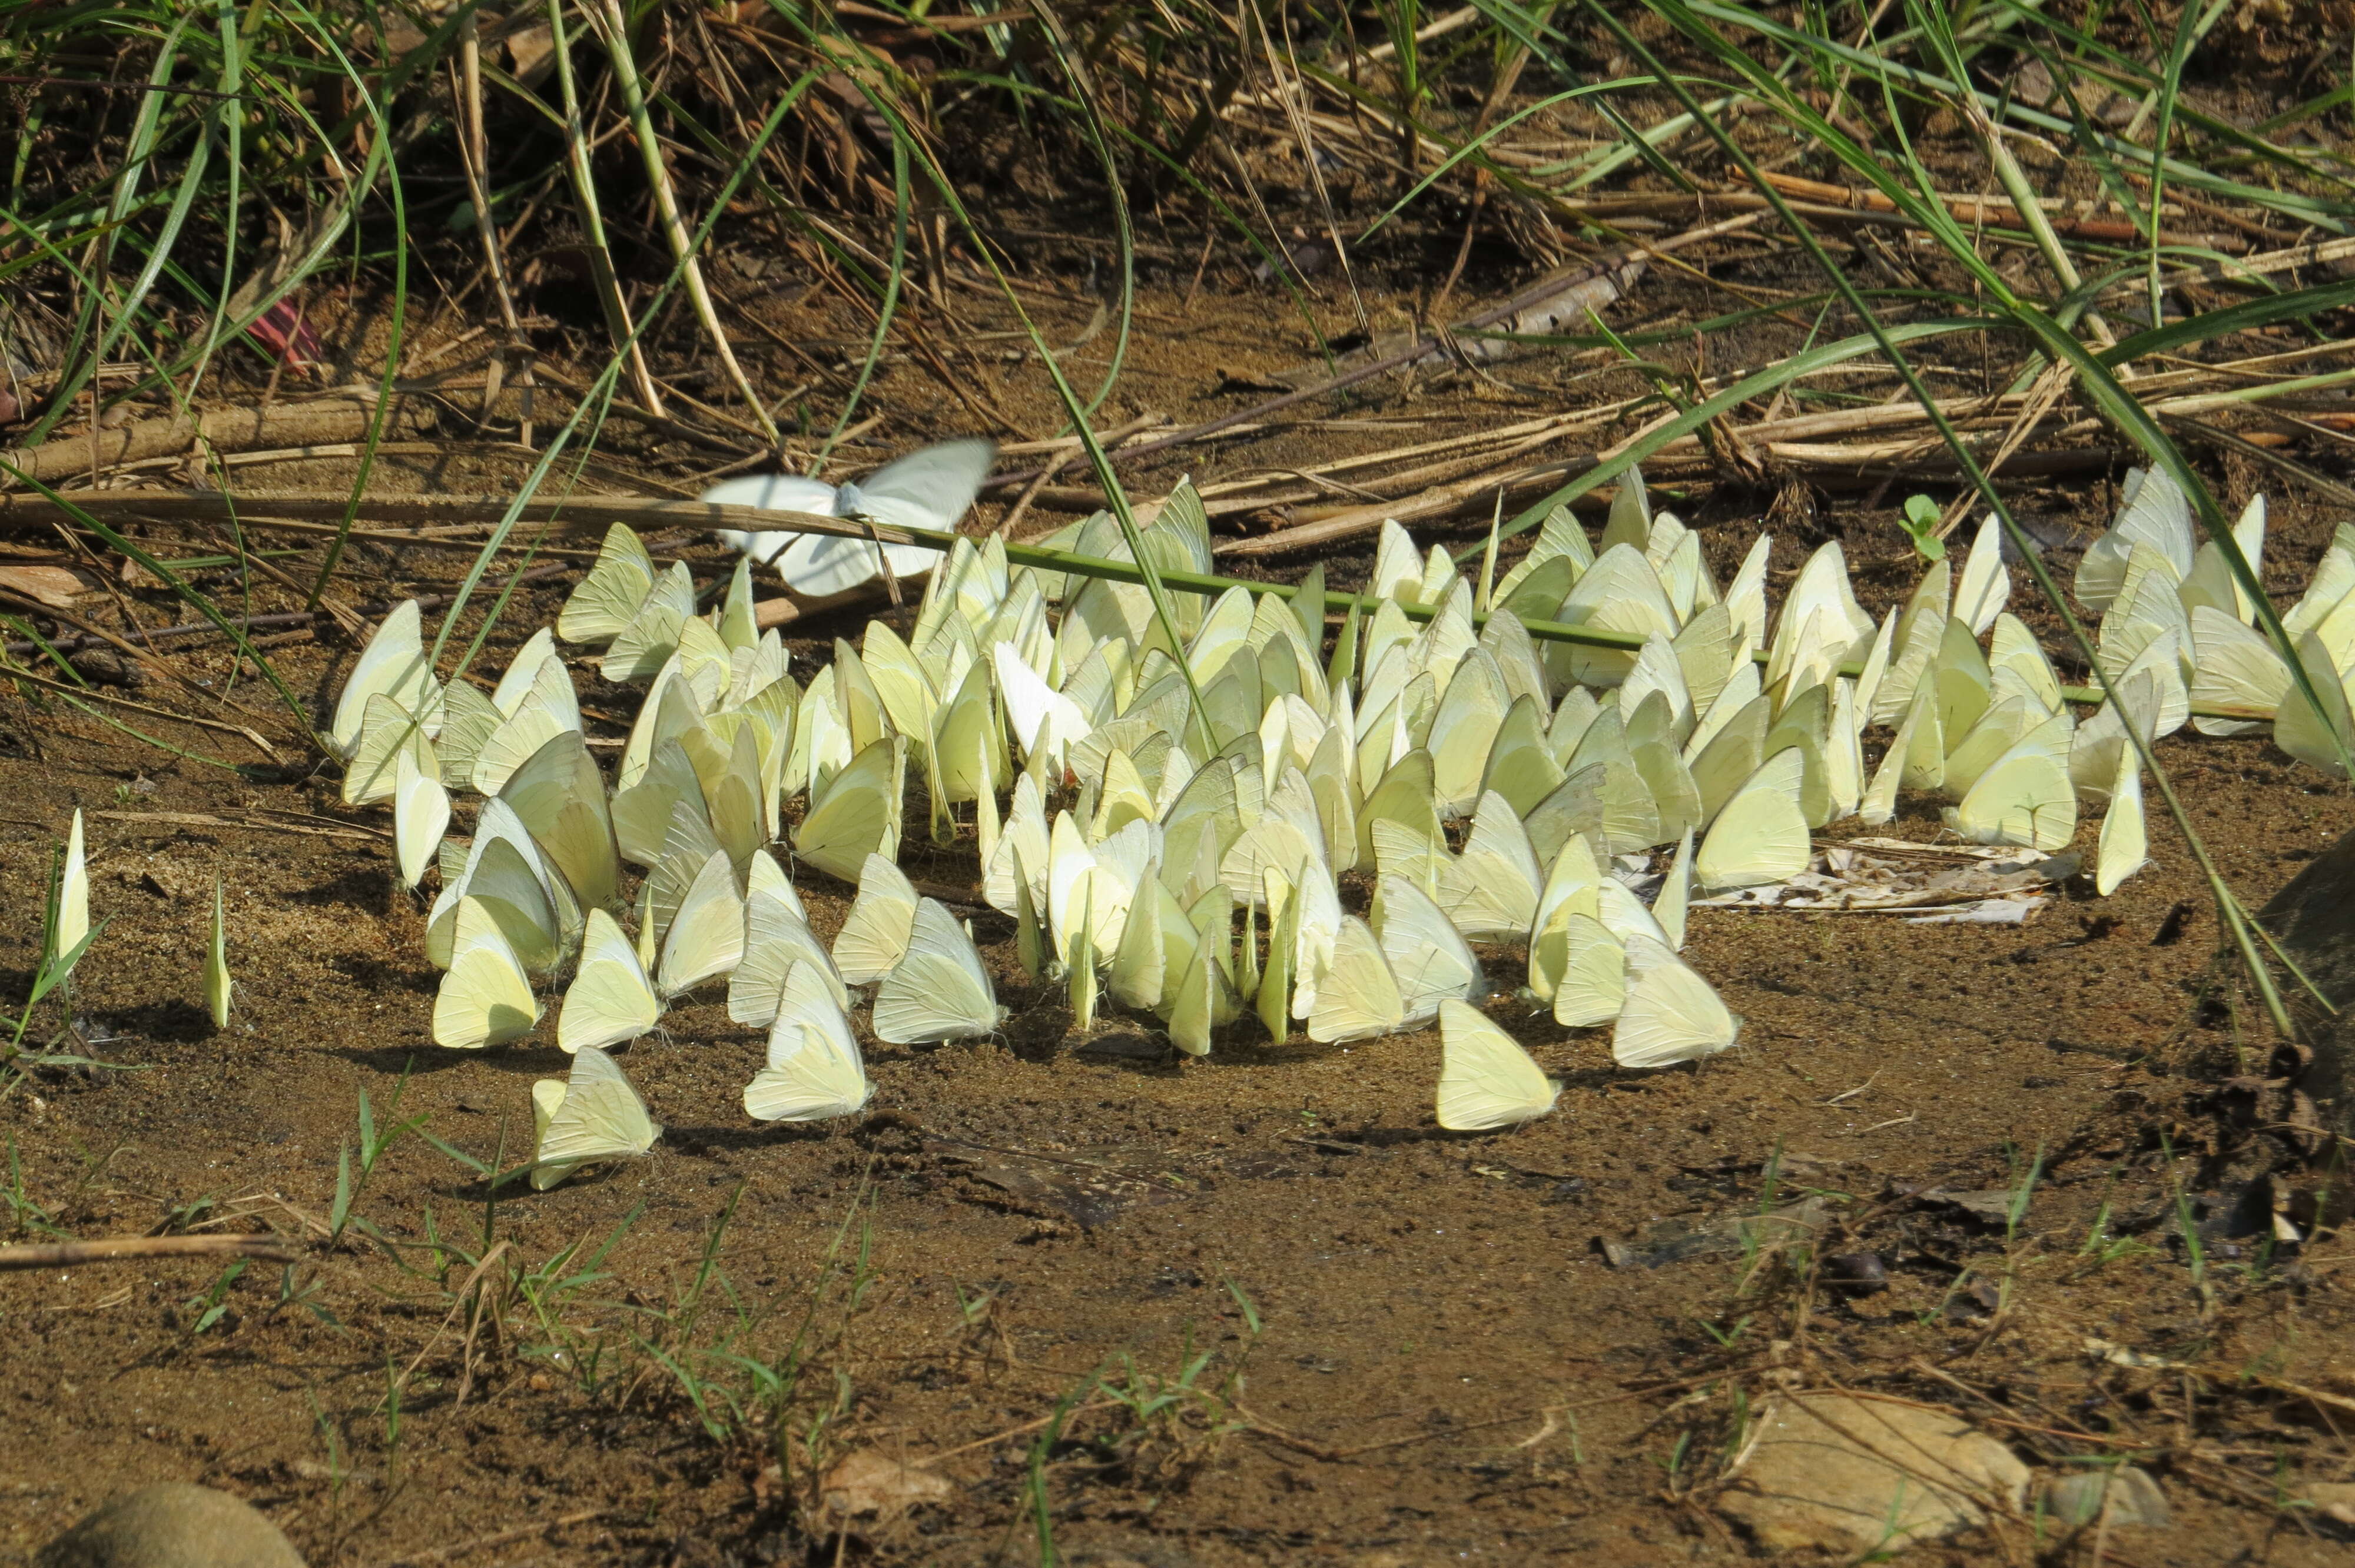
<box><xmin>205</xmin><ymin>876</ymin><xmax>231</xmax><ymax>1029</ymax></box>
<box><xmin>994</xmin><ymin>640</ymin><xmax>1092</xmax><ymax>770</ymax></box>
<box><xmin>832</xmin><ymin>853</ymin><xmax>919</xmax><ymax>985</ymax></box>
<box><xmin>658</xmin><ymin>849</ymin><xmax>747</xmax><ymax>998</ymax></box>
<box><xmin>730</xmin><ymin>892</ymin><xmax>850</xmax><ymax>1026</ymax></box>
<box><xmin>426</xmin><ymin>799</ymin><xmax>573</xmax><ymax>974</ymax></box>
<box><xmin>434</xmin><ymin>896</ymin><xmax>540</xmax><ymax>1049</ymax></box>
<box><xmin>343</xmin><ymin>691</ymin><xmax>439</xmax><ymax>807</ymax></box>
<box><xmin>55</xmin><ymin>807</ymin><xmax>89</xmax><ymax>975</ymax></box>
<box><xmin>1435</xmin><ymin>1000</ymin><xmax>1560</xmax><ymax>1130</ymax></box>
<box><xmin>1612</xmin><ymin>935</ymin><xmax>1739</xmax><ymax>1068</ymax></box>
<box><xmin>531</xmin><ymin>1045</ymin><xmax>660</xmax><ymax>1190</ymax></box>
<box><xmin>1546</xmin><ymin>912</ymin><xmax>1625</xmax><ymax>1028</ymax></box>
<box><xmin>392</xmin><ymin>749</ymin><xmax>450</xmax><ymax>891</ymax></box>
<box><xmin>558</xmin><ymin>524</ymin><xmax>658</xmax><ymax>646</ymax></box>
<box><xmin>744</xmin><ymin>962</ymin><xmax>873</xmax><ymax>1122</ymax></box>
<box><xmin>2095</xmin><ymin>748</ymin><xmax>2147</xmax><ymax>896</ymax></box>
<box><xmin>1696</xmin><ymin>747</ymin><xmax>1810</xmax><ymax>891</ymax></box>
<box><xmin>497</xmin><ymin>730</ymin><xmax>622</xmax><ymax>913</ymax></box>
<box><xmin>329</xmin><ymin>600</ymin><xmax>439</xmax><ymax>762</ymax></box>
<box><xmin>1434</xmin><ymin>790</ymin><xmax>1542</xmax><ymax>940</ymax></box>
<box><xmin>471</xmin><ymin>652</ymin><xmax>583</xmax><ymax>797</ymax></box>
<box><xmin>1305</xmin><ymin>915</ymin><xmax>1405</xmax><ymax>1044</ymax></box>
<box><xmin>1653</xmin><ymin>829</ymin><xmax>1694</xmax><ymax>951</ymax></box>
<box><xmin>557</xmin><ymin>908</ymin><xmax>662</xmax><ymax>1054</ymax></box>
<box><xmin>602</xmin><ymin>562</ymin><xmax>697</xmax><ymax>684</ymax></box>
<box><xmin>872</xmin><ymin>898</ymin><xmax>1003</xmax><ymax>1044</ymax></box>
<box><xmin>983</xmin><ymin>772</ymin><xmax>1053</xmax><ymax>918</ymax></box>
<box><xmin>705</xmin><ymin>439</ymin><xmax>996</xmax><ymax>596</ymax></box>
<box><xmin>795</xmin><ymin>736</ymin><xmax>905</xmax><ymax>883</ymax></box>
<box><xmin>1946</xmin><ymin>715</ymin><xmax>2076</xmax><ymax>851</ymax></box>
<box><xmin>1163</xmin><ymin>927</ymin><xmax>1235</xmax><ymax>1057</ymax></box>
<box><xmin>1373</xmin><ymin>873</ymin><xmax>1483</xmax><ymax>1025</ymax></box>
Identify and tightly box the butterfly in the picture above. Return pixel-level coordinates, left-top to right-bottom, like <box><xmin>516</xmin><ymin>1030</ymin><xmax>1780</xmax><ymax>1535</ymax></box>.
<box><xmin>205</xmin><ymin>877</ymin><xmax>231</xmax><ymax>1029</ymax></box>
<box><xmin>1372</xmin><ymin>874</ymin><xmax>1483</xmax><ymax>1025</ymax></box>
<box><xmin>393</xmin><ymin>749</ymin><xmax>451</xmax><ymax>891</ymax></box>
<box><xmin>795</xmin><ymin>737</ymin><xmax>906</xmax><ymax>883</ymax></box>
<box><xmin>872</xmin><ymin>899</ymin><xmax>1004</xmax><ymax>1045</ymax></box>
<box><xmin>2096</xmin><ymin>748</ymin><xmax>2148</xmax><ymax>896</ymax></box>
<box><xmin>1305</xmin><ymin>916</ymin><xmax>1405</xmax><ymax>1044</ymax></box>
<box><xmin>558</xmin><ymin>524</ymin><xmax>658</xmax><ymax>646</ymax></box>
<box><xmin>1695</xmin><ymin>747</ymin><xmax>1810</xmax><ymax>891</ymax></box>
<box><xmin>557</xmin><ymin>908</ymin><xmax>662</xmax><ymax>1054</ymax></box>
<box><xmin>1612</xmin><ymin>935</ymin><xmax>1739</xmax><ymax>1068</ymax></box>
<box><xmin>55</xmin><ymin>807</ymin><xmax>90</xmax><ymax>976</ymax></box>
<box><xmin>434</xmin><ymin>896</ymin><xmax>541</xmax><ymax>1049</ymax></box>
<box><xmin>329</xmin><ymin>600</ymin><xmax>439</xmax><ymax>762</ymax></box>
<box><xmin>705</xmin><ymin>440</ymin><xmax>996</xmax><ymax>596</ymax></box>
<box><xmin>531</xmin><ymin>1045</ymin><xmax>659</xmax><ymax>1190</ymax></box>
<box><xmin>832</xmin><ymin>853</ymin><xmax>919</xmax><ymax>985</ymax></box>
<box><xmin>1435</xmin><ymin>1001</ymin><xmax>1559</xmax><ymax>1131</ymax></box>
<box><xmin>731</xmin><ymin>892</ymin><xmax>846</xmax><ymax>1027</ymax></box>
<box><xmin>744</xmin><ymin>962</ymin><xmax>873</xmax><ymax>1122</ymax></box>
<box><xmin>657</xmin><ymin>849</ymin><xmax>747</xmax><ymax>998</ymax></box>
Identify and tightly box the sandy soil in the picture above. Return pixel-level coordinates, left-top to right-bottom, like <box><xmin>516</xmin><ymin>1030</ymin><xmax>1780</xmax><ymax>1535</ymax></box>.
<box><xmin>0</xmin><ymin>275</ymin><xmax>2350</xmax><ymax>1568</ymax></box>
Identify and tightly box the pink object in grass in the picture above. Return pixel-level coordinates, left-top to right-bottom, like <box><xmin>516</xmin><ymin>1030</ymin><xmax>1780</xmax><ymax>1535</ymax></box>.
<box><xmin>247</xmin><ymin>298</ymin><xmax>324</xmax><ymax>376</ymax></box>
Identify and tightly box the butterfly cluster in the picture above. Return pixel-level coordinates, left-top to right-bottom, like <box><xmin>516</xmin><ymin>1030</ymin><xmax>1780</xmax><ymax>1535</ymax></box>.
<box><xmin>310</xmin><ymin>444</ymin><xmax>2304</xmax><ymax>1180</ymax></box>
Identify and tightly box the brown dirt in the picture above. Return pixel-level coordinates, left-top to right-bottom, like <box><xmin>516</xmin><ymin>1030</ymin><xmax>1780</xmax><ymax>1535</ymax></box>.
<box><xmin>2</xmin><ymin>282</ymin><xmax>2354</xmax><ymax>1568</ymax></box>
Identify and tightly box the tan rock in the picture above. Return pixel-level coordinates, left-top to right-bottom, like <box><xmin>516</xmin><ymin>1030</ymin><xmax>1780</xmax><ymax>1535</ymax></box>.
<box><xmin>37</xmin><ymin>1483</ymin><xmax>304</xmax><ymax>1568</ymax></box>
<box><xmin>2046</xmin><ymin>1464</ymin><xmax>2171</xmax><ymax>1529</ymax></box>
<box><xmin>819</xmin><ymin>1450</ymin><xmax>952</xmax><ymax>1519</ymax></box>
<box><xmin>1719</xmin><ymin>1394</ymin><xmax>2029</xmax><ymax>1556</ymax></box>
<box><xmin>2304</xmin><ymin>1481</ymin><xmax>2355</xmax><ymax>1526</ymax></box>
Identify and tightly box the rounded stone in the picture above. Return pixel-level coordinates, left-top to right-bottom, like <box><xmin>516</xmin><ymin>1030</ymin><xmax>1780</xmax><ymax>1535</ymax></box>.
<box><xmin>36</xmin><ymin>1483</ymin><xmax>305</xmax><ymax>1568</ymax></box>
<box><xmin>1718</xmin><ymin>1393</ymin><xmax>2029</xmax><ymax>1556</ymax></box>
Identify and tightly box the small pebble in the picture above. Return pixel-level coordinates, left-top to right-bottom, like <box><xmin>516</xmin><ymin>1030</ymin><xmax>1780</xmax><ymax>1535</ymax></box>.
<box><xmin>1824</xmin><ymin>1252</ymin><xmax>1889</xmax><ymax>1296</ymax></box>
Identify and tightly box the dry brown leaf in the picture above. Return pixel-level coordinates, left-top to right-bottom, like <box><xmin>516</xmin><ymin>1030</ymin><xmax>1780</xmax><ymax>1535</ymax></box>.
<box><xmin>0</xmin><ymin>564</ymin><xmax>93</xmax><ymax>609</ymax></box>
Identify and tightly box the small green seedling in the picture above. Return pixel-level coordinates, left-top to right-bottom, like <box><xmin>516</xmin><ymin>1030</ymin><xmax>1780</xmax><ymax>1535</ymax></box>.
<box><xmin>1900</xmin><ymin>496</ymin><xmax>1948</xmax><ymax>562</ymax></box>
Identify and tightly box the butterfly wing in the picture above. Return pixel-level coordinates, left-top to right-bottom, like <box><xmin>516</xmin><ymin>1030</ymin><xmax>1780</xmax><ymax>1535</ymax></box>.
<box><xmin>848</xmin><ymin>438</ymin><xmax>996</xmax><ymax>531</ymax></box>
<box><xmin>744</xmin><ymin>1021</ymin><xmax>873</xmax><ymax>1121</ymax></box>
<box><xmin>745</xmin><ymin>964</ymin><xmax>871</xmax><ymax>1121</ymax></box>
<box><xmin>1374</xmin><ymin>874</ymin><xmax>1482</xmax><ymax>1024</ymax></box>
<box><xmin>393</xmin><ymin>749</ymin><xmax>453</xmax><ymax>890</ymax></box>
<box><xmin>601</xmin><ymin>562</ymin><xmax>698</xmax><ymax>683</ymax></box>
<box><xmin>704</xmin><ymin>473</ymin><xmax>844</xmax><ymax>564</ymax></box>
<box><xmin>658</xmin><ymin>849</ymin><xmax>747</xmax><ymax>997</ymax></box>
<box><xmin>1548</xmin><ymin>912</ymin><xmax>1625</xmax><ymax>1027</ymax></box>
<box><xmin>731</xmin><ymin>894</ymin><xmax>847</xmax><ymax>1025</ymax></box>
<box><xmin>1694</xmin><ymin>747</ymin><xmax>1810</xmax><ymax>890</ymax></box>
<box><xmin>558</xmin><ymin>908</ymin><xmax>662</xmax><ymax>1052</ymax></box>
<box><xmin>1613</xmin><ymin>938</ymin><xmax>1739</xmax><ymax>1068</ymax></box>
<box><xmin>2095</xmin><ymin>749</ymin><xmax>2147</xmax><ymax>896</ymax></box>
<box><xmin>1305</xmin><ymin>916</ymin><xmax>1404</xmax><ymax>1043</ymax></box>
<box><xmin>795</xmin><ymin>737</ymin><xmax>905</xmax><ymax>882</ymax></box>
<box><xmin>1436</xmin><ymin>1000</ymin><xmax>1559</xmax><ymax>1130</ymax></box>
<box><xmin>499</xmin><ymin>730</ymin><xmax>621</xmax><ymax>911</ymax></box>
<box><xmin>832</xmin><ymin>853</ymin><xmax>920</xmax><ymax>984</ymax></box>
<box><xmin>871</xmin><ymin>899</ymin><xmax>1000</xmax><ymax>1044</ymax></box>
<box><xmin>205</xmin><ymin>878</ymin><xmax>231</xmax><ymax>1028</ymax></box>
<box><xmin>535</xmin><ymin>1045</ymin><xmax>659</xmax><ymax>1173</ymax></box>
<box><xmin>330</xmin><ymin>601</ymin><xmax>436</xmax><ymax>760</ymax></box>
<box><xmin>559</xmin><ymin>526</ymin><xmax>659</xmax><ymax>644</ymax></box>
<box><xmin>433</xmin><ymin>898</ymin><xmax>541</xmax><ymax>1048</ymax></box>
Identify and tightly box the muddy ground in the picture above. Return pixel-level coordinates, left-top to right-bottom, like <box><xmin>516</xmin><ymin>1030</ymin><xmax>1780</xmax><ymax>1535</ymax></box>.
<box><xmin>1</xmin><ymin>259</ymin><xmax>2353</xmax><ymax>1568</ymax></box>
